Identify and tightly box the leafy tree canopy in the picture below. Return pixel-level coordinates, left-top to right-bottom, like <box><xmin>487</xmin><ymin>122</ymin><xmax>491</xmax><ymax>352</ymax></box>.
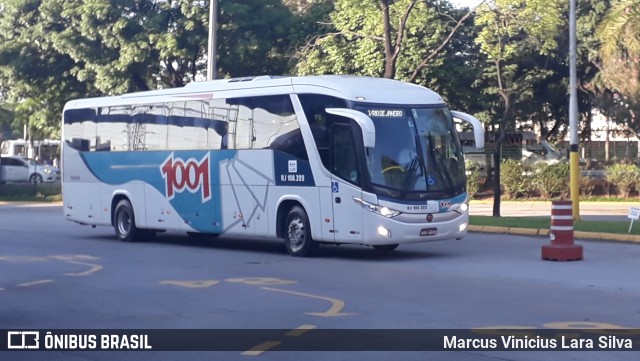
<box><xmin>0</xmin><ymin>0</ymin><xmax>300</xmax><ymax>140</ymax></box>
<box><xmin>598</xmin><ymin>0</ymin><xmax>640</xmax><ymax>100</ymax></box>
<box><xmin>295</xmin><ymin>0</ymin><xmax>459</xmax><ymax>80</ymax></box>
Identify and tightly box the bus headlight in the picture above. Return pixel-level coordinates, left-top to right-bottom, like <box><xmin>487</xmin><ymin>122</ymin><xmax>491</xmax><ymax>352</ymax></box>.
<box><xmin>450</xmin><ymin>201</ymin><xmax>469</xmax><ymax>214</ymax></box>
<box><xmin>353</xmin><ymin>198</ymin><xmax>401</xmax><ymax>218</ymax></box>
<box><xmin>377</xmin><ymin>226</ymin><xmax>392</xmax><ymax>238</ymax></box>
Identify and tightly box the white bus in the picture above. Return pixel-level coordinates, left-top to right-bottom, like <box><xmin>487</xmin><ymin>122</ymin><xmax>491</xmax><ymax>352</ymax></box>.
<box><xmin>62</xmin><ymin>75</ymin><xmax>484</xmax><ymax>256</ymax></box>
<box><xmin>1</xmin><ymin>139</ymin><xmax>61</xmax><ymax>164</ymax></box>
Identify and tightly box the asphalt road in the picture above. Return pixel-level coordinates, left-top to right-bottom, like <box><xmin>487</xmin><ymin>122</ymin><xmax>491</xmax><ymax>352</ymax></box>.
<box><xmin>1</xmin><ymin>203</ymin><xmax>640</xmax><ymax>360</ymax></box>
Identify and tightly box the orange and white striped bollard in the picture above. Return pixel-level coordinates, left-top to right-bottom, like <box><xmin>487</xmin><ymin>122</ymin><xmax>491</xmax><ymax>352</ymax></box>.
<box><xmin>542</xmin><ymin>199</ymin><xmax>583</xmax><ymax>261</ymax></box>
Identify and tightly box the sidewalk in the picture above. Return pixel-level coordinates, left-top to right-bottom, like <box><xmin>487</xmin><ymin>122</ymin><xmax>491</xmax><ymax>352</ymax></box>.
<box><xmin>0</xmin><ymin>201</ymin><xmax>62</xmax><ymax>208</ymax></box>
<box><xmin>469</xmin><ymin>200</ymin><xmax>640</xmax><ymax>243</ymax></box>
<box><xmin>470</xmin><ymin>200</ymin><xmax>633</xmax><ymax>221</ymax></box>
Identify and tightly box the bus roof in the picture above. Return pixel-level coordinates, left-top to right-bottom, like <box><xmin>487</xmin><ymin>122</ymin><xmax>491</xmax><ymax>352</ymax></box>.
<box><xmin>64</xmin><ymin>75</ymin><xmax>444</xmax><ymax>110</ymax></box>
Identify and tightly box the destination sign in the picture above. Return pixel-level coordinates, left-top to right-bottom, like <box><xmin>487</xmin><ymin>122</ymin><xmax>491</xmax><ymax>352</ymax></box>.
<box><xmin>367</xmin><ymin>109</ymin><xmax>404</xmax><ymax>117</ymax></box>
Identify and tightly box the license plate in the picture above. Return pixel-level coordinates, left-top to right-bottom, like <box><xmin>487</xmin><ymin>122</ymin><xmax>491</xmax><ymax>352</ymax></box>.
<box><xmin>420</xmin><ymin>228</ymin><xmax>437</xmax><ymax>236</ymax></box>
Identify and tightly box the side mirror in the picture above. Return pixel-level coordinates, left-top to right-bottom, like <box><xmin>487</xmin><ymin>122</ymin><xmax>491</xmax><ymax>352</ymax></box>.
<box><xmin>451</xmin><ymin>111</ymin><xmax>485</xmax><ymax>149</ymax></box>
<box><xmin>325</xmin><ymin>108</ymin><xmax>376</xmax><ymax>148</ymax></box>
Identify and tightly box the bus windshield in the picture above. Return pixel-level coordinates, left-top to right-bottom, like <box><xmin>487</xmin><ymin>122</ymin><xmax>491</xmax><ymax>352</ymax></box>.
<box><xmin>357</xmin><ymin>105</ymin><xmax>465</xmax><ymax>197</ymax></box>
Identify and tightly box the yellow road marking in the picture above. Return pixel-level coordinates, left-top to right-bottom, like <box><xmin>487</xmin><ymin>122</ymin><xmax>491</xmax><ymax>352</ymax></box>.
<box><xmin>62</xmin><ymin>261</ymin><xmax>103</xmax><ymax>276</ymax></box>
<box><xmin>543</xmin><ymin>321</ymin><xmax>630</xmax><ymax>329</ymax></box>
<box><xmin>286</xmin><ymin>325</ymin><xmax>316</xmax><ymax>337</ymax></box>
<box><xmin>49</xmin><ymin>255</ymin><xmax>103</xmax><ymax>276</ymax></box>
<box><xmin>262</xmin><ymin>287</ymin><xmax>354</xmax><ymax>317</ymax></box>
<box><xmin>242</xmin><ymin>326</ymin><xmax>317</xmax><ymax>356</ymax></box>
<box><xmin>49</xmin><ymin>255</ymin><xmax>100</xmax><ymax>261</ymax></box>
<box><xmin>241</xmin><ymin>341</ymin><xmax>282</xmax><ymax>356</ymax></box>
<box><xmin>226</xmin><ymin>277</ymin><xmax>297</xmax><ymax>286</ymax></box>
<box><xmin>0</xmin><ymin>255</ymin><xmax>103</xmax><ymax>276</ymax></box>
<box><xmin>159</xmin><ymin>280</ymin><xmax>220</xmax><ymax>288</ymax></box>
<box><xmin>17</xmin><ymin>279</ymin><xmax>54</xmax><ymax>287</ymax></box>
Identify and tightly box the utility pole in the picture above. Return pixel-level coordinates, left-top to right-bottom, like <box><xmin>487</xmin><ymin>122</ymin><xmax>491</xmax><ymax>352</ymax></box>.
<box><xmin>569</xmin><ymin>0</ymin><xmax>580</xmax><ymax>220</ymax></box>
<box><xmin>207</xmin><ymin>0</ymin><xmax>218</xmax><ymax>81</ymax></box>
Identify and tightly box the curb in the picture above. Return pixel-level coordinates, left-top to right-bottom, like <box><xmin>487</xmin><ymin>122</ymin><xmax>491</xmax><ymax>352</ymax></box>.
<box><xmin>468</xmin><ymin>225</ymin><xmax>640</xmax><ymax>244</ymax></box>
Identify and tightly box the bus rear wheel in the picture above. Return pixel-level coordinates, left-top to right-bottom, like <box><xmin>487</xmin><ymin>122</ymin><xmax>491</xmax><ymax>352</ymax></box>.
<box><xmin>114</xmin><ymin>199</ymin><xmax>142</xmax><ymax>242</ymax></box>
<box><xmin>284</xmin><ymin>206</ymin><xmax>317</xmax><ymax>257</ymax></box>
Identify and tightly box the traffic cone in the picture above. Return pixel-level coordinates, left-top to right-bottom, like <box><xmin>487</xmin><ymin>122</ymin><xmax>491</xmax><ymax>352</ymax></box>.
<box><xmin>542</xmin><ymin>200</ymin><xmax>583</xmax><ymax>261</ymax></box>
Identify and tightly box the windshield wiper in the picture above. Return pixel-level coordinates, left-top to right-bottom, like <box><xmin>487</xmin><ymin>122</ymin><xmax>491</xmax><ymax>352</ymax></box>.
<box><xmin>428</xmin><ymin>132</ymin><xmax>455</xmax><ymax>192</ymax></box>
<box><xmin>399</xmin><ymin>155</ymin><xmax>419</xmax><ymax>197</ymax></box>
<box><xmin>399</xmin><ymin>134</ymin><xmax>427</xmax><ymax>196</ymax></box>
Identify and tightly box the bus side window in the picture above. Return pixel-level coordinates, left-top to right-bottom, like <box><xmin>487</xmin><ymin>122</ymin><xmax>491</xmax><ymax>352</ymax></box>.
<box><xmin>331</xmin><ymin>124</ymin><xmax>359</xmax><ymax>185</ymax></box>
<box><xmin>70</xmin><ymin>138</ymin><xmax>90</xmax><ymax>151</ymax></box>
<box><xmin>246</xmin><ymin>95</ymin><xmax>309</xmax><ymax>160</ymax></box>
<box><xmin>298</xmin><ymin>94</ymin><xmax>347</xmax><ymax>170</ymax></box>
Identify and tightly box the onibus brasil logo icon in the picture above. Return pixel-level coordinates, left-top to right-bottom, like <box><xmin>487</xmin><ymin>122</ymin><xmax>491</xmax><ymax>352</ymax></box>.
<box><xmin>160</xmin><ymin>152</ymin><xmax>211</xmax><ymax>202</ymax></box>
<box><xmin>7</xmin><ymin>331</ymin><xmax>39</xmax><ymax>349</ymax></box>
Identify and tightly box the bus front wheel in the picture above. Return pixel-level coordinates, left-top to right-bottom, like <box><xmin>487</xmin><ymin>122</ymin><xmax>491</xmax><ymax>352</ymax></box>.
<box><xmin>284</xmin><ymin>206</ymin><xmax>317</xmax><ymax>257</ymax></box>
<box><xmin>114</xmin><ymin>199</ymin><xmax>140</xmax><ymax>242</ymax></box>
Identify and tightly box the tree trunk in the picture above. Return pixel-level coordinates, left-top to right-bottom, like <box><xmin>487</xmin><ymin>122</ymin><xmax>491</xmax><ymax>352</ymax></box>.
<box><xmin>380</xmin><ymin>0</ymin><xmax>395</xmax><ymax>79</ymax></box>
<box><xmin>492</xmin><ymin>100</ymin><xmax>511</xmax><ymax>217</ymax></box>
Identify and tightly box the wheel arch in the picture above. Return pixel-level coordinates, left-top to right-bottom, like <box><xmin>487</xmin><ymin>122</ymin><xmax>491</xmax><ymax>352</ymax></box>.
<box><xmin>276</xmin><ymin>199</ymin><xmax>304</xmax><ymax>239</ymax></box>
<box><xmin>110</xmin><ymin>193</ymin><xmax>131</xmax><ymax>226</ymax></box>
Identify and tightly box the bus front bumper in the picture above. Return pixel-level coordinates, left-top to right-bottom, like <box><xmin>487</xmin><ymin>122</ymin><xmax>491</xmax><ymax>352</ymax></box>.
<box><xmin>362</xmin><ymin>212</ymin><xmax>469</xmax><ymax>246</ymax></box>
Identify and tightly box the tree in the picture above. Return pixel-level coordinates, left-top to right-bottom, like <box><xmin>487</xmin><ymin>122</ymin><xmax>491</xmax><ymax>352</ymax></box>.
<box><xmin>44</xmin><ymin>0</ymin><xmax>210</xmax><ymax>93</ymax></box>
<box><xmin>0</xmin><ymin>0</ymin><xmax>301</xmax><ymax>140</ymax></box>
<box><xmin>474</xmin><ymin>0</ymin><xmax>564</xmax><ymax>216</ymax></box>
<box><xmin>294</xmin><ymin>0</ymin><xmax>478</xmax><ymax>84</ymax></box>
<box><xmin>572</xmin><ymin>0</ymin><xmax>612</xmax><ymax>155</ymax></box>
<box><xmin>151</xmin><ymin>1</ymin><xmax>210</xmax><ymax>87</ymax></box>
<box><xmin>0</xmin><ymin>0</ymin><xmax>91</xmax><ymax>140</ymax></box>
<box><xmin>285</xmin><ymin>0</ymin><xmax>335</xmax><ymax>51</ymax></box>
<box><xmin>596</xmin><ymin>0</ymin><xmax>639</xmax><ymax>138</ymax></box>
<box><xmin>598</xmin><ymin>0</ymin><xmax>640</xmax><ymax>99</ymax></box>
<box><xmin>217</xmin><ymin>0</ymin><xmax>298</xmax><ymax>77</ymax></box>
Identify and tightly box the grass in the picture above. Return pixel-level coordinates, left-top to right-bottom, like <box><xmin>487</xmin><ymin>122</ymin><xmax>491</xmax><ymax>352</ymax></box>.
<box><xmin>470</xmin><ymin>215</ymin><xmax>636</xmax><ymax>235</ymax></box>
<box><xmin>0</xmin><ymin>182</ymin><xmax>61</xmax><ymax>202</ymax></box>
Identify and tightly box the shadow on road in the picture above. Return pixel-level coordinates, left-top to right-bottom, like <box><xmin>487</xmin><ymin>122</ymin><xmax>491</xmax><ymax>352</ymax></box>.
<box><xmin>77</xmin><ymin>231</ymin><xmax>452</xmax><ymax>262</ymax></box>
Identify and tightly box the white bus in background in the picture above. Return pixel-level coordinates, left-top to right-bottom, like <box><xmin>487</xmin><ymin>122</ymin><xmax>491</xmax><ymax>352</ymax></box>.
<box><xmin>62</xmin><ymin>75</ymin><xmax>484</xmax><ymax>257</ymax></box>
<box><xmin>460</xmin><ymin>131</ymin><xmax>563</xmax><ymax>170</ymax></box>
<box><xmin>0</xmin><ymin>139</ymin><xmax>61</xmax><ymax>164</ymax></box>
<box><xmin>0</xmin><ymin>139</ymin><xmax>28</xmax><ymax>157</ymax></box>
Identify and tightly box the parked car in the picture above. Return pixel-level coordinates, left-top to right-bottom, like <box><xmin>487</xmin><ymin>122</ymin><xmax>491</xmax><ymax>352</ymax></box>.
<box><xmin>0</xmin><ymin>155</ymin><xmax>59</xmax><ymax>183</ymax></box>
<box><xmin>521</xmin><ymin>140</ymin><xmax>564</xmax><ymax>167</ymax></box>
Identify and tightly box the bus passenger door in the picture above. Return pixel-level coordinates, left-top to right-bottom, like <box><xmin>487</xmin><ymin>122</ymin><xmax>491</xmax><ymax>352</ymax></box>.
<box><xmin>329</xmin><ymin>124</ymin><xmax>363</xmax><ymax>243</ymax></box>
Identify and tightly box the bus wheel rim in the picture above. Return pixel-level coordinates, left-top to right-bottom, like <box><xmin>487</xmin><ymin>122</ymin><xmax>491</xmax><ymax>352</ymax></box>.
<box><xmin>117</xmin><ymin>211</ymin><xmax>131</xmax><ymax>236</ymax></box>
<box><xmin>287</xmin><ymin>217</ymin><xmax>305</xmax><ymax>252</ymax></box>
